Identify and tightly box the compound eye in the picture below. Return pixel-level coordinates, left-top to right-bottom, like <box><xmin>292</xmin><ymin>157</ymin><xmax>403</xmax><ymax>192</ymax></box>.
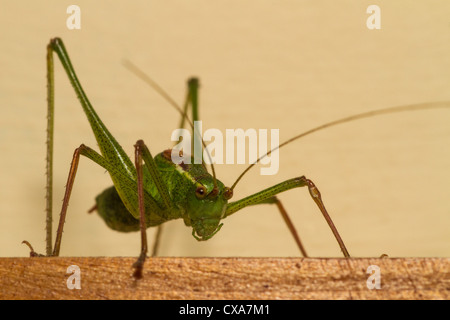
<box><xmin>195</xmin><ymin>185</ymin><xmax>207</xmax><ymax>199</ymax></box>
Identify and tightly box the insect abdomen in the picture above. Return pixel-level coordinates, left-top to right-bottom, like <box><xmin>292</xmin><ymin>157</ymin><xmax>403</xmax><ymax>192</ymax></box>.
<box><xmin>95</xmin><ymin>186</ymin><xmax>141</xmax><ymax>232</ymax></box>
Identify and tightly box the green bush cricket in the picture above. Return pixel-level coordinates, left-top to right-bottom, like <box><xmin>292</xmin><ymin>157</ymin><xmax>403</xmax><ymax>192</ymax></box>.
<box><xmin>23</xmin><ymin>38</ymin><xmax>450</xmax><ymax>278</ymax></box>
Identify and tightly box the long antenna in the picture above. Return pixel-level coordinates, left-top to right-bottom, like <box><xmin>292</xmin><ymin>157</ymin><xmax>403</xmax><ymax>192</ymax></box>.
<box><xmin>230</xmin><ymin>101</ymin><xmax>450</xmax><ymax>191</ymax></box>
<box><xmin>122</xmin><ymin>60</ymin><xmax>218</xmax><ymax>188</ymax></box>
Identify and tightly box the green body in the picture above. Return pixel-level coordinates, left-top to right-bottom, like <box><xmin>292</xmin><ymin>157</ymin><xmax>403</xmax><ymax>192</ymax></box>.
<box><xmin>24</xmin><ymin>36</ymin><xmax>447</xmax><ymax>276</ymax></box>
<box><xmin>96</xmin><ymin>150</ymin><xmax>227</xmax><ymax>238</ymax></box>
<box><xmin>43</xmin><ymin>37</ymin><xmax>367</xmax><ymax>260</ymax></box>
<box><xmin>20</xmin><ymin>36</ymin><xmax>448</xmax><ymax>278</ymax></box>
<box><xmin>34</xmin><ymin>36</ymin><xmax>450</xmax><ymax>271</ymax></box>
<box><xmin>46</xmin><ymin>38</ymin><xmax>263</xmax><ymax>245</ymax></box>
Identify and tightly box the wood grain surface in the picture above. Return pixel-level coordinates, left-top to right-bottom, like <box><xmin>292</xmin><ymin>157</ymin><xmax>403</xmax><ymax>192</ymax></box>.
<box><xmin>0</xmin><ymin>257</ymin><xmax>448</xmax><ymax>300</ymax></box>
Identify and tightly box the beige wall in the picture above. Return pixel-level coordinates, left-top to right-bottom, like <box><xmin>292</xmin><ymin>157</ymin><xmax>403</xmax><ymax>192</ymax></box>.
<box><xmin>1</xmin><ymin>1</ymin><xmax>449</xmax><ymax>258</ymax></box>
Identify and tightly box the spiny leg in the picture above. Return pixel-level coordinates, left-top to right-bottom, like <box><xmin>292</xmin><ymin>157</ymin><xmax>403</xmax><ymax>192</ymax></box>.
<box><xmin>306</xmin><ymin>178</ymin><xmax>350</xmax><ymax>258</ymax></box>
<box><xmin>44</xmin><ymin>37</ymin><xmax>140</xmax><ymax>256</ymax></box>
<box><xmin>26</xmin><ymin>138</ymin><xmax>168</xmax><ymax>278</ymax></box>
<box><xmin>53</xmin><ymin>144</ymin><xmax>126</xmax><ymax>256</ymax></box>
<box><xmin>274</xmin><ymin>197</ymin><xmax>309</xmax><ymax>257</ymax></box>
<box><xmin>24</xmin><ymin>143</ymin><xmax>136</xmax><ymax>257</ymax></box>
<box><xmin>256</xmin><ymin>196</ymin><xmax>308</xmax><ymax>257</ymax></box>
<box><xmin>24</xmin><ymin>144</ymin><xmax>85</xmax><ymax>257</ymax></box>
<box><xmin>40</xmin><ymin>38</ymin><xmax>170</xmax><ymax>273</ymax></box>
<box><xmin>225</xmin><ymin>176</ymin><xmax>350</xmax><ymax>258</ymax></box>
<box><xmin>133</xmin><ymin>139</ymin><xmax>177</xmax><ymax>275</ymax></box>
<box><xmin>132</xmin><ymin>141</ymin><xmax>149</xmax><ymax>279</ymax></box>
<box><xmin>47</xmin><ymin>140</ymin><xmax>162</xmax><ymax>276</ymax></box>
<box><xmin>134</xmin><ymin>139</ymin><xmax>173</xmax><ymax>260</ymax></box>
<box><xmin>52</xmin><ymin>146</ymin><xmax>83</xmax><ymax>256</ymax></box>
<box><xmin>46</xmin><ymin>41</ymin><xmax>55</xmax><ymax>255</ymax></box>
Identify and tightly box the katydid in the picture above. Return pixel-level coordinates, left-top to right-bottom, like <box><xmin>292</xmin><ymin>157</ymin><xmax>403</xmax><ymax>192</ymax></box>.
<box><xmin>23</xmin><ymin>38</ymin><xmax>450</xmax><ymax>278</ymax></box>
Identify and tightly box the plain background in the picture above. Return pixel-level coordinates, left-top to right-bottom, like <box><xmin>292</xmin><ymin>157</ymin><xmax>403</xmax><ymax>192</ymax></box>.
<box><xmin>1</xmin><ymin>1</ymin><xmax>449</xmax><ymax>258</ymax></box>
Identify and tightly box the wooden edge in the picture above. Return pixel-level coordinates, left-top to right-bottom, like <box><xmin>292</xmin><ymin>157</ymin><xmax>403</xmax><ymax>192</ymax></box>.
<box><xmin>0</xmin><ymin>257</ymin><xmax>448</xmax><ymax>300</ymax></box>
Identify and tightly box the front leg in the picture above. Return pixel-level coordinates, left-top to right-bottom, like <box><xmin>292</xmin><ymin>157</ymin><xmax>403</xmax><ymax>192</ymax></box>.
<box><xmin>132</xmin><ymin>141</ymin><xmax>148</xmax><ymax>279</ymax></box>
<box><xmin>23</xmin><ymin>144</ymin><xmax>118</xmax><ymax>257</ymax></box>
<box><xmin>225</xmin><ymin>176</ymin><xmax>350</xmax><ymax>258</ymax></box>
<box><xmin>132</xmin><ymin>140</ymin><xmax>174</xmax><ymax>278</ymax></box>
<box><xmin>250</xmin><ymin>196</ymin><xmax>309</xmax><ymax>257</ymax></box>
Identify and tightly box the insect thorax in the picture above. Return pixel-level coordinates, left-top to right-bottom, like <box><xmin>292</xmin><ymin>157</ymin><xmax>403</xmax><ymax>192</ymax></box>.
<box><xmin>94</xmin><ymin>149</ymin><xmax>229</xmax><ymax>239</ymax></box>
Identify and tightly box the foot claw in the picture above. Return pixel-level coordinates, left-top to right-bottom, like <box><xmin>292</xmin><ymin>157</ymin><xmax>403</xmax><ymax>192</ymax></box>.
<box><xmin>132</xmin><ymin>254</ymin><xmax>147</xmax><ymax>279</ymax></box>
<box><xmin>22</xmin><ymin>240</ymin><xmax>45</xmax><ymax>257</ymax></box>
<box><xmin>132</xmin><ymin>266</ymin><xmax>143</xmax><ymax>279</ymax></box>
